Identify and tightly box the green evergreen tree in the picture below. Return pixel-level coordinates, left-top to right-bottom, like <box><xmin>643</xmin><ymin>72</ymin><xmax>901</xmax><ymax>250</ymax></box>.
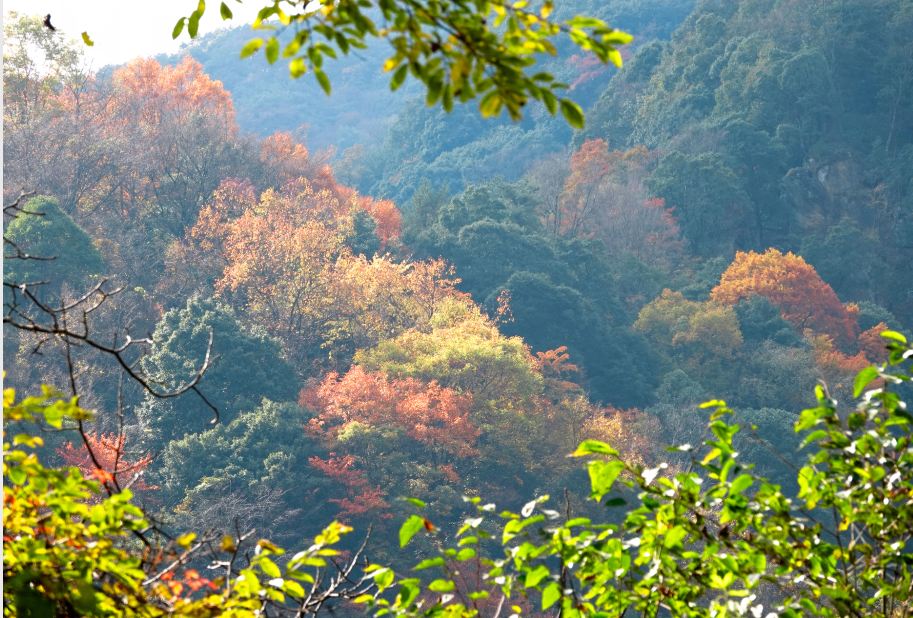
<box><xmin>3</xmin><ymin>196</ymin><xmax>104</xmax><ymax>291</ymax></box>
<box><xmin>137</xmin><ymin>296</ymin><xmax>299</xmax><ymax>447</ymax></box>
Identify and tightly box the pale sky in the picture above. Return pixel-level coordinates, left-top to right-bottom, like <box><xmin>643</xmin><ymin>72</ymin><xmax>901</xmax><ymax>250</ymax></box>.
<box><xmin>3</xmin><ymin>0</ymin><xmax>263</xmax><ymax>68</ymax></box>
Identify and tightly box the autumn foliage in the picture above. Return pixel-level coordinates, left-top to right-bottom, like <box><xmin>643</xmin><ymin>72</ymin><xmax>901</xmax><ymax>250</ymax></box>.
<box><xmin>56</xmin><ymin>433</ymin><xmax>157</xmax><ymax>495</ymax></box>
<box><xmin>582</xmin><ymin>406</ymin><xmax>662</xmax><ymax>469</ymax></box>
<box><xmin>303</xmin><ymin>366</ymin><xmax>479</xmax><ymax>458</ymax></box>
<box><xmin>711</xmin><ymin>249</ymin><xmax>860</xmax><ymax>344</ymax></box>
<box><xmin>858</xmin><ymin>323</ymin><xmax>890</xmax><ymax>362</ymax></box>
<box><xmin>307</xmin><ymin>454</ymin><xmax>391</xmax><ymax>521</ymax></box>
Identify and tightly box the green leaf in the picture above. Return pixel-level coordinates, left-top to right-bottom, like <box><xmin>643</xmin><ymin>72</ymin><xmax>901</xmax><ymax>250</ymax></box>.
<box><xmin>854</xmin><ymin>366</ymin><xmax>880</xmax><ymax>398</ymax></box>
<box><xmin>880</xmin><ymin>330</ymin><xmax>907</xmax><ymax>343</ymax></box>
<box><xmin>283</xmin><ymin>580</ymin><xmax>305</xmax><ymax>597</ymax></box>
<box><xmin>568</xmin><ymin>16</ymin><xmax>605</xmax><ymax>28</ymax></box>
<box><xmin>414</xmin><ymin>557</ymin><xmax>445</xmax><ymax>570</ymax></box>
<box><xmin>429</xmin><ymin>579</ymin><xmax>455</xmax><ymax>592</ymax></box>
<box><xmin>259</xmin><ymin>558</ymin><xmax>281</xmax><ymax>578</ymax></box>
<box><xmin>390</xmin><ymin>64</ymin><xmax>408</xmax><ymax>91</ymax></box>
<box><xmin>172</xmin><ymin>18</ymin><xmax>186</xmax><ymax>39</ymax></box>
<box><xmin>663</xmin><ymin>526</ymin><xmax>687</xmax><ymax>549</ymax></box>
<box><xmin>400</xmin><ymin>515</ymin><xmax>424</xmax><ymax>547</ymax></box>
<box><xmin>426</xmin><ymin>79</ymin><xmax>443</xmax><ymax>106</ymax></box>
<box><xmin>221</xmin><ymin>535</ymin><xmax>236</xmax><ymax>552</ymax></box>
<box><xmin>541</xmin><ymin>89</ymin><xmax>557</xmax><ymax>115</ymax></box>
<box><xmin>188</xmin><ymin>11</ymin><xmax>201</xmax><ymax>38</ymax></box>
<box><xmin>376</xmin><ymin>568</ymin><xmax>395</xmax><ymax>589</ymax></box>
<box><xmin>266</xmin><ymin>38</ymin><xmax>280</xmax><ymax>64</ymax></box>
<box><xmin>525</xmin><ymin>565</ymin><xmax>549</xmax><ymax>588</ymax></box>
<box><xmin>588</xmin><ymin>460</ymin><xmax>625</xmax><ymax>501</ymax></box>
<box><xmin>479</xmin><ymin>91</ymin><xmax>501</xmax><ymax>117</ymax></box>
<box><xmin>455</xmin><ymin>547</ymin><xmax>475</xmax><ymax>561</ymax></box>
<box><xmin>176</xmin><ymin>533</ymin><xmax>196</xmax><ymax>549</ymax></box>
<box><xmin>572</xmin><ymin>440</ymin><xmax>617</xmax><ymax>456</ymax></box>
<box><xmin>800</xmin><ymin>429</ymin><xmax>827</xmax><ymax>449</ymax></box>
<box><xmin>241</xmin><ymin>39</ymin><xmax>264</xmax><ymax>58</ymax></box>
<box><xmin>729</xmin><ymin>474</ymin><xmax>752</xmax><ymax>495</ymax></box>
<box><xmin>603</xmin><ymin>31</ymin><xmax>634</xmax><ymax>45</ymax></box>
<box><xmin>542</xmin><ymin>582</ymin><xmax>561</xmax><ymax>609</ymax></box>
<box><xmin>396</xmin><ymin>581</ymin><xmax>422</xmax><ymax>607</ymax></box>
<box><xmin>314</xmin><ymin>67</ymin><xmax>331</xmax><ymax>95</ymax></box>
<box><xmin>81</xmin><ymin>32</ymin><xmax>94</xmax><ymax>46</ymax></box>
<box><xmin>220</xmin><ymin>2</ymin><xmax>233</xmax><ymax>19</ymax></box>
<box><xmin>7</xmin><ymin>466</ymin><xmax>26</xmax><ymax>486</ymax></box>
<box><xmin>442</xmin><ymin>84</ymin><xmax>454</xmax><ymax>112</ymax></box>
<box><xmin>290</xmin><ymin>58</ymin><xmax>306</xmax><ymax>78</ymax></box>
<box><xmin>285</xmin><ymin>569</ymin><xmax>315</xmax><ymax>583</ymax></box>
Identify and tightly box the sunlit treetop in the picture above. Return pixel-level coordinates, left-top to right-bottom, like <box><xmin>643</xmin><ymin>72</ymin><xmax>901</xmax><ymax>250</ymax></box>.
<box><xmin>166</xmin><ymin>0</ymin><xmax>632</xmax><ymax>127</ymax></box>
<box><xmin>711</xmin><ymin>249</ymin><xmax>860</xmax><ymax>345</ymax></box>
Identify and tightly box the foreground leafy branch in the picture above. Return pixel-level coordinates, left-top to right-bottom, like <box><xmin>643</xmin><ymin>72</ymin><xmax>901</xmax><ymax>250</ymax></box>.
<box><xmin>171</xmin><ymin>0</ymin><xmax>632</xmax><ymax>126</ymax></box>
<box><xmin>2</xmin><ymin>387</ymin><xmax>380</xmax><ymax>617</ymax></box>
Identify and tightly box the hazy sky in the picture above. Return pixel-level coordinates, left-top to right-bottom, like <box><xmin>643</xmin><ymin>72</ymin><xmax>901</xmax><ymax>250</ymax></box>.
<box><xmin>4</xmin><ymin>0</ymin><xmax>263</xmax><ymax>68</ymax></box>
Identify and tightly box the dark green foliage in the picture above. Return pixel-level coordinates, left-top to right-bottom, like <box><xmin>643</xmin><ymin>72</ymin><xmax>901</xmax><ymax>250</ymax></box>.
<box><xmin>734</xmin><ymin>295</ymin><xmax>802</xmax><ymax>347</ymax></box>
<box><xmin>408</xmin><ymin>177</ymin><xmax>656</xmax><ymax>407</ymax></box>
<box><xmin>678</xmin><ymin>256</ymin><xmax>729</xmax><ymax>301</ymax></box>
<box><xmin>348</xmin><ymin>210</ymin><xmax>382</xmax><ymax>258</ymax></box>
<box><xmin>573</xmin><ymin>40</ymin><xmax>666</xmax><ymax>150</ymax></box>
<box><xmin>733</xmin><ymin>407</ymin><xmax>802</xmax><ymax>490</ymax></box>
<box><xmin>452</xmin><ymin>220</ymin><xmax>565</xmax><ymax>298</ymax></box>
<box><xmin>654</xmin><ymin>369</ymin><xmax>705</xmax><ymax>407</ymax></box>
<box><xmin>856</xmin><ymin>301</ymin><xmax>904</xmax><ymax>334</ymax></box>
<box><xmin>607</xmin><ymin>252</ymin><xmax>671</xmax><ymax>314</ymax></box>
<box><xmin>402</xmin><ymin>180</ymin><xmax>449</xmax><ymax>244</ymax></box>
<box><xmin>646</xmin><ymin>152</ymin><xmax>750</xmax><ymax>255</ymax></box>
<box><xmin>138</xmin><ymin>296</ymin><xmax>299</xmax><ymax>447</ymax></box>
<box><xmin>732</xmin><ymin>341</ymin><xmax>818</xmax><ymax>412</ymax></box>
<box><xmin>3</xmin><ymin>196</ymin><xmax>104</xmax><ymax>290</ymax></box>
<box><xmin>358</xmin><ymin>100</ymin><xmax>571</xmax><ymax>205</ymax></box>
<box><xmin>494</xmin><ymin>270</ymin><xmax>655</xmax><ymax>407</ymax></box>
<box><xmin>800</xmin><ymin>217</ymin><xmax>878</xmax><ymax>301</ymax></box>
<box><xmin>154</xmin><ymin>399</ymin><xmax>327</xmax><ymax>544</ymax></box>
<box><xmin>718</xmin><ymin>120</ymin><xmax>790</xmax><ymax>245</ymax></box>
<box><xmin>439</xmin><ymin>178</ymin><xmax>541</xmax><ymax>235</ymax></box>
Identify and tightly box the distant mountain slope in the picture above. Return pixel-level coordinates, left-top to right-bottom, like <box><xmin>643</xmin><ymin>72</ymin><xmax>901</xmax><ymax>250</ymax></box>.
<box><xmin>159</xmin><ymin>0</ymin><xmax>696</xmax><ymax>200</ymax></box>
<box><xmin>158</xmin><ymin>26</ymin><xmax>424</xmax><ymax>151</ymax></box>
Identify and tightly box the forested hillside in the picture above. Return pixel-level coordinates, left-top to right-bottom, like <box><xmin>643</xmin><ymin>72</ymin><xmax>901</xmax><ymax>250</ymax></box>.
<box><xmin>4</xmin><ymin>0</ymin><xmax>913</xmax><ymax>604</ymax></box>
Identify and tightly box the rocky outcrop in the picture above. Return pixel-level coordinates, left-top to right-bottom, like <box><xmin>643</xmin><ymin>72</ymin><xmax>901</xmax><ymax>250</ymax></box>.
<box><xmin>780</xmin><ymin>157</ymin><xmax>871</xmax><ymax>234</ymax></box>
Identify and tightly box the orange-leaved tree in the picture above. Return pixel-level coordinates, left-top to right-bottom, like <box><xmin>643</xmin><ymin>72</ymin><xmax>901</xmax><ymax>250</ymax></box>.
<box><xmin>303</xmin><ymin>366</ymin><xmax>479</xmax><ymax>459</ymax></box>
<box><xmin>103</xmin><ymin>56</ymin><xmax>239</xmax><ymax>235</ymax></box>
<box><xmin>302</xmin><ymin>366</ymin><xmax>478</xmax><ymax>520</ymax></box>
<box><xmin>214</xmin><ymin>178</ymin><xmax>347</xmax><ymax>367</ymax></box>
<box><xmin>323</xmin><ymin>255</ymin><xmax>467</xmax><ymax>355</ymax></box>
<box><xmin>548</xmin><ymin>138</ymin><xmax>620</xmax><ymax>237</ymax></box>
<box><xmin>582</xmin><ymin>405</ymin><xmax>663</xmax><ymax>469</ymax></box>
<box><xmin>711</xmin><ymin>249</ymin><xmax>860</xmax><ymax>344</ymax></box>
<box><xmin>859</xmin><ymin>323</ymin><xmax>891</xmax><ymax>362</ymax></box>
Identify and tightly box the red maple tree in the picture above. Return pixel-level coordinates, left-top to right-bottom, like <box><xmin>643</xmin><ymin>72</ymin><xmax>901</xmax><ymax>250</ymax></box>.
<box><xmin>307</xmin><ymin>454</ymin><xmax>391</xmax><ymax>521</ymax></box>
<box><xmin>57</xmin><ymin>433</ymin><xmax>157</xmax><ymax>497</ymax></box>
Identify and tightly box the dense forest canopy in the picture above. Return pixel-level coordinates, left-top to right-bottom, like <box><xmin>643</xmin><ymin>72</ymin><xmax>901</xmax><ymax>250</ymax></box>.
<box><xmin>4</xmin><ymin>0</ymin><xmax>913</xmax><ymax>615</ymax></box>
